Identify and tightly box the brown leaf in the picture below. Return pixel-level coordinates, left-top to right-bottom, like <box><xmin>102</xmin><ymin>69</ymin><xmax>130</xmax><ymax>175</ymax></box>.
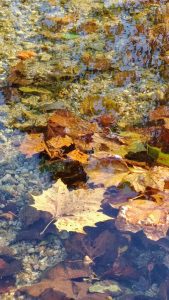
<box><xmin>47</xmin><ymin>109</ymin><xmax>97</xmax><ymax>140</ymax></box>
<box><xmin>149</xmin><ymin>106</ymin><xmax>169</xmax><ymax>122</ymax></box>
<box><xmin>115</xmin><ymin>198</ymin><xmax>169</xmax><ymax>240</ymax></box>
<box><xmin>46</xmin><ymin>14</ymin><xmax>77</xmax><ymax>26</ymax></box>
<box><xmin>45</xmin><ymin>135</ymin><xmax>73</xmax><ymax>158</ymax></box>
<box><xmin>78</xmin><ymin>20</ymin><xmax>99</xmax><ymax>34</ymax></box>
<box><xmin>96</xmin><ymin>113</ymin><xmax>117</xmax><ymax>127</ymax></box>
<box><xmin>65</xmin><ymin>230</ymin><xmax>118</xmax><ymax>263</ymax></box>
<box><xmin>113</xmin><ymin>70</ymin><xmax>136</xmax><ymax>87</ymax></box>
<box><xmin>8</xmin><ymin>61</ymin><xmax>31</xmax><ymax>86</ymax></box>
<box><xmin>17</xmin><ymin>260</ymin><xmax>92</xmax><ymax>299</ymax></box>
<box><xmin>123</xmin><ymin>166</ymin><xmax>169</xmax><ymax>192</ymax></box>
<box><xmin>82</xmin><ymin>53</ymin><xmax>111</xmax><ymax>71</ymax></box>
<box><xmin>105</xmin><ymin>256</ymin><xmax>138</xmax><ymax>279</ymax></box>
<box><xmin>0</xmin><ymin>212</ymin><xmax>16</xmax><ymax>221</ymax></box>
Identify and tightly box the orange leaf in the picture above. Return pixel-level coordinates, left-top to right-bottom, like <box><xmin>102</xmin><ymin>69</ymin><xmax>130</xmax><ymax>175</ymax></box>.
<box><xmin>47</xmin><ymin>109</ymin><xmax>97</xmax><ymax>139</ymax></box>
<box><xmin>45</xmin><ymin>136</ymin><xmax>73</xmax><ymax>158</ymax></box>
<box><xmin>67</xmin><ymin>149</ymin><xmax>89</xmax><ymax>164</ymax></box>
<box><xmin>149</xmin><ymin>106</ymin><xmax>169</xmax><ymax>121</ymax></box>
<box><xmin>0</xmin><ymin>212</ymin><xmax>15</xmax><ymax>221</ymax></box>
<box><xmin>17</xmin><ymin>50</ymin><xmax>37</xmax><ymax>60</ymax></box>
<box><xmin>19</xmin><ymin>133</ymin><xmax>45</xmax><ymax>157</ymax></box>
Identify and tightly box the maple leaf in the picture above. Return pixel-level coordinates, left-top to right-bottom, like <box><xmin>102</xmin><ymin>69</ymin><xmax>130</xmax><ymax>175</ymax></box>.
<box><xmin>31</xmin><ymin>179</ymin><xmax>110</xmax><ymax>233</ymax></box>
<box><xmin>115</xmin><ymin>198</ymin><xmax>169</xmax><ymax>241</ymax></box>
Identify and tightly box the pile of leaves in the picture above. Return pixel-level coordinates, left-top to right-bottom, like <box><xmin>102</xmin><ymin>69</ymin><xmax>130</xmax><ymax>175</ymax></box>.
<box><xmin>19</xmin><ymin>106</ymin><xmax>169</xmax><ymax>241</ymax></box>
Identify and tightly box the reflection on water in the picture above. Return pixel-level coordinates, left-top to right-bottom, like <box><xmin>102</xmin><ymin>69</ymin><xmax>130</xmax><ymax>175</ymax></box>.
<box><xmin>0</xmin><ymin>0</ymin><xmax>169</xmax><ymax>299</ymax></box>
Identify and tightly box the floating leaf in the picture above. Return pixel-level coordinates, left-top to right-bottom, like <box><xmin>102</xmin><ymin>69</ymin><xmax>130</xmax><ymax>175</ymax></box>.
<box><xmin>123</xmin><ymin>166</ymin><xmax>169</xmax><ymax>192</ymax></box>
<box><xmin>45</xmin><ymin>136</ymin><xmax>73</xmax><ymax>158</ymax></box>
<box><xmin>67</xmin><ymin>149</ymin><xmax>89</xmax><ymax>164</ymax></box>
<box><xmin>31</xmin><ymin>179</ymin><xmax>110</xmax><ymax>233</ymax></box>
<box><xmin>85</xmin><ymin>153</ymin><xmax>129</xmax><ymax>187</ymax></box>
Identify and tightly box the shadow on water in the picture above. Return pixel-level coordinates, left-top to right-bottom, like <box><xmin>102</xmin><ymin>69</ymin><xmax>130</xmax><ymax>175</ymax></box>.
<box><xmin>0</xmin><ymin>0</ymin><xmax>169</xmax><ymax>299</ymax></box>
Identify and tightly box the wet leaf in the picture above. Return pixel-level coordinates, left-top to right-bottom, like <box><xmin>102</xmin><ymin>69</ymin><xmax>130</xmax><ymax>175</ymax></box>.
<box><xmin>19</xmin><ymin>86</ymin><xmax>52</xmax><ymax>94</ymax></box>
<box><xmin>19</xmin><ymin>133</ymin><xmax>45</xmax><ymax>157</ymax></box>
<box><xmin>148</xmin><ymin>145</ymin><xmax>169</xmax><ymax>167</ymax></box>
<box><xmin>17</xmin><ymin>260</ymin><xmax>92</xmax><ymax>299</ymax></box>
<box><xmin>78</xmin><ymin>20</ymin><xmax>99</xmax><ymax>34</ymax></box>
<box><xmin>47</xmin><ymin>109</ymin><xmax>97</xmax><ymax>140</ymax></box>
<box><xmin>62</xmin><ymin>33</ymin><xmax>80</xmax><ymax>40</ymax></box>
<box><xmin>67</xmin><ymin>149</ymin><xmax>89</xmax><ymax>164</ymax></box>
<box><xmin>85</xmin><ymin>154</ymin><xmax>129</xmax><ymax>187</ymax></box>
<box><xmin>31</xmin><ymin>179</ymin><xmax>110</xmax><ymax>233</ymax></box>
<box><xmin>82</xmin><ymin>52</ymin><xmax>111</xmax><ymax>71</ymax></box>
<box><xmin>80</xmin><ymin>95</ymin><xmax>118</xmax><ymax>116</ymax></box>
<box><xmin>65</xmin><ymin>230</ymin><xmax>118</xmax><ymax>263</ymax></box>
<box><xmin>123</xmin><ymin>166</ymin><xmax>169</xmax><ymax>192</ymax></box>
<box><xmin>115</xmin><ymin>198</ymin><xmax>169</xmax><ymax>241</ymax></box>
<box><xmin>17</xmin><ymin>50</ymin><xmax>37</xmax><ymax>60</ymax></box>
<box><xmin>149</xmin><ymin>105</ymin><xmax>169</xmax><ymax>129</ymax></box>
<box><xmin>45</xmin><ymin>135</ymin><xmax>73</xmax><ymax>158</ymax></box>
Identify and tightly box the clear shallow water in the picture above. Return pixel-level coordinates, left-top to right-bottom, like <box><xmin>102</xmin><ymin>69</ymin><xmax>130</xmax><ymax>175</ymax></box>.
<box><xmin>0</xmin><ymin>0</ymin><xmax>169</xmax><ymax>299</ymax></box>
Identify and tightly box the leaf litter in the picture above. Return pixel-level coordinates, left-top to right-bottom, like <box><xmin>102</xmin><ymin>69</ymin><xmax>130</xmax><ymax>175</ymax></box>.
<box><xmin>1</xmin><ymin>0</ymin><xmax>169</xmax><ymax>298</ymax></box>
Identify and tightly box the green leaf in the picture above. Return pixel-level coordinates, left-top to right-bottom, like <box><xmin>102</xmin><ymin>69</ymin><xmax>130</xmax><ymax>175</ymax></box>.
<box><xmin>147</xmin><ymin>145</ymin><xmax>169</xmax><ymax>167</ymax></box>
<box><xmin>19</xmin><ymin>87</ymin><xmax>52</xmax><ymax>94</ymax></box>
<box><xmin>62</xmin><ymin>33</ymin><xmax>80</xmax><ymax>40</ymax></box>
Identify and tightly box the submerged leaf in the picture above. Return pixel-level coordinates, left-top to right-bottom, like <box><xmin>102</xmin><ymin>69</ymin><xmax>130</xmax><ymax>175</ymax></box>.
<box><xmin>148</xmin><ymin>145</ymin><xmax>169</xmax><ymax>167</ymax></box>
<box><xmin>19</xmin><ymin>86</ymin><xmax>52</xmax><ymax>94</ymax></box>
<box><xmin>116</xmin><ymin>198</ymin><xmax>169</xmax><ymax>241</ymax></box>
<box><xmin>19</xmin><ymin>133</ymin><xmax>45</xmax><ymax>157</ymax></box>
<box><xmin>17</xmin><ymin>50</ymin><xmax>36</xmax><ymax>60</ymax></box>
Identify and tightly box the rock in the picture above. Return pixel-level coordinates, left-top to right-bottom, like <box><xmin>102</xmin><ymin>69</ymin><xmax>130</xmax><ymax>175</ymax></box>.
<box><xmin>0</xmin><ymin>246</ymin><xmax>14</xmax><ymax>257</ymax></box>
<box><xmin>1</xmin><ymin>174</ymin><xmax>17</xmax><ymax>184</ymax></box>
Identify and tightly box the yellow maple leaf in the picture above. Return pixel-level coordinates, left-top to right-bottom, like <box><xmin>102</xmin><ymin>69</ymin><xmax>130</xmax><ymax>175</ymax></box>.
<box><xmin>31</xmin><ymin>179</ymin><xmax>110</xmax><ymax>233</ymax></box>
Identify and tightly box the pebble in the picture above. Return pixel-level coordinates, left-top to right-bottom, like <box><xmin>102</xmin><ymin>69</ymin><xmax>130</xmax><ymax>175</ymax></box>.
<box><xmin>1</xmin><ymin>174</ymin><xmax>17</xmax><ymax>184</ymax></box>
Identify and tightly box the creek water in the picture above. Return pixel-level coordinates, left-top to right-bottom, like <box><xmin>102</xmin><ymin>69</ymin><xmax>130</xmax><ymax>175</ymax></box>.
<box><xmin>0</xmin><ymin>0</ymin><xmax>169</xmax><ymax>299</ymax></box>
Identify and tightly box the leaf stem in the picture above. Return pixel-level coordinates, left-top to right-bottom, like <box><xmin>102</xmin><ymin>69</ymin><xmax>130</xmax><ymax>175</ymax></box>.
<box><xmin>40</xmin><ymin>218</ymin><xmax>55</xmax><ymax>235</ymax></box>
